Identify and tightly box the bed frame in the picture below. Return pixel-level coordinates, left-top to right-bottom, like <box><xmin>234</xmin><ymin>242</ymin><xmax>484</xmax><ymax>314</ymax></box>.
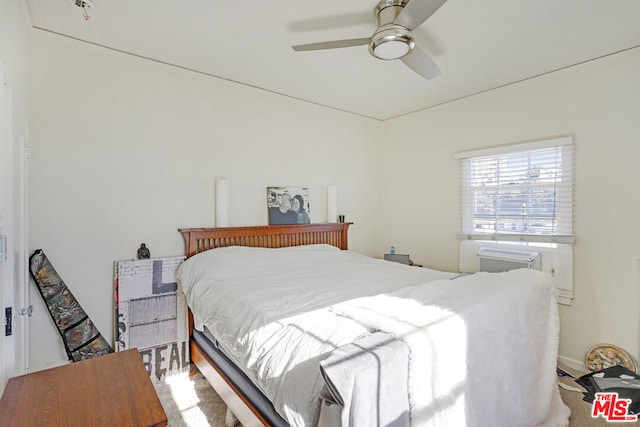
<box><xmin>179</xmin><ymin>223</ymin><xmax>352</xmax><ymax>426</ymax></box>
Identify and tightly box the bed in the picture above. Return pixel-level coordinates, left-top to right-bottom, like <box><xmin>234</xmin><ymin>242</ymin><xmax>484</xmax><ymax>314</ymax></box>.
<box><xmin>177</xmin><ymin>223</ymin><xmax>570</xmax><ymax>427</ymax></box>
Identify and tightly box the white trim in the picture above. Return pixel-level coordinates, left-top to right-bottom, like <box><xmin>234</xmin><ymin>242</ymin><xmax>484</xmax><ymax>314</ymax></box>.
<box><xmin>0</xmin><ymin>61</ymin><xmax>5</xmax><ymax>393</ymax></box>
<box><xmin>558</xmin><ymin>355</ymin><xmax>587</xmax><ymax>374</ymax></box>
<box><xmin>14</xmin><ymin>133</ymin><xmax>29</xmax><ymax>375</ymax></box>
<box><xmin>457</xmin><ymin>233</ymin><xmax>575</xmax><ymax>245</ymax></box>
<box><xmin>454</xmin><ymin>136</ymin><xmax>573</xmax><ymax>159</ymax></box>
<box><xmin>557</xmin><ymin>294</ymin><xmax>573</xmax><ymax>306</ymax></box>
<box><xmin>0</xmin><ymin>65</ymin><xmax>16</xmax><ymax>390</ymax></box>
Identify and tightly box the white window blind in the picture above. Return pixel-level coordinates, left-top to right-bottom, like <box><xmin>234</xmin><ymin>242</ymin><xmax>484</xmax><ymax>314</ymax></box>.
<box><xmin>456</xmin><ymin>137</ymin><xmax>574</xmax><ymax>244</ymax></box>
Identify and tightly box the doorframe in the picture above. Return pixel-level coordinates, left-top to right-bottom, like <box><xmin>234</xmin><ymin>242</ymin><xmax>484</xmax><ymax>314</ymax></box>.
<box><xmin>13</xmin><ymin>129</ymin><xmax>30</xmax><ymax>376</ymax></box>
<box><xmin>1</xmin><ymin>63</ymin><xmax>30</xmax><ymax>394</ymax></box>
<box><xmin>0</xmin><ymin>63</ymin><xmax>15</xmax><ymax>391</ymax></box>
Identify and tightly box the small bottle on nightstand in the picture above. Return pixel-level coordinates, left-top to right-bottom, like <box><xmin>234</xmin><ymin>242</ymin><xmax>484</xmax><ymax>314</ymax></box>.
<box><xmin>390</xmin><ymin>246</ymin><xmax>396</xmax><ymax>254</ymax></box>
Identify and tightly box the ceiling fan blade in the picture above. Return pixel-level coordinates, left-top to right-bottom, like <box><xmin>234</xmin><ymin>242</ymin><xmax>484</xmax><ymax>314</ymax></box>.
<box><xmin>289</xmin><ymin>13</ymin><xmax>371</xmax><ymax>32</ymax></box>
<box><xmin>394</xmin><ymin>0</ymin><xmax>448</xmax><ymax>31</ymax></box>
<box><xmin>292</xmin><ymin>38</ymin><xmax>370</xmax><ymax>51</ymax></box>
<box><xmin>400</xmin><ymin>46</ymin><xmax>441</xmax><ymax>79</ymax></box>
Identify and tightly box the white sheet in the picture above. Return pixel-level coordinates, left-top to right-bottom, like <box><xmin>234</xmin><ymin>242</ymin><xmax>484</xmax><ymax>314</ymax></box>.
<box><xmin>176</xmin><ymin>245</ymin><xmax>569</xmax><ymax>427</ymax></box>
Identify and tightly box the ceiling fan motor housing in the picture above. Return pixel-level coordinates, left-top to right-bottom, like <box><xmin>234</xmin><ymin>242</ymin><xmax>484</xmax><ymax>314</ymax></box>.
<box><xmin>370</xmin><ymin>0</ymin><xmax>415</xmax><ymax>60</ymax></box>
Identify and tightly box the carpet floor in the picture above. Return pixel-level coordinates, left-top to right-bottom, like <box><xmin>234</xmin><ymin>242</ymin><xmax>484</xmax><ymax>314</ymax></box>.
<box><xmin>154</xmin><ymin>364</ymin><xmax>631</xmax><ymax>426</ymax></box>
<box><xmin>153</xmin><ymin>369</ymin><xmax>240</xmax><ymax>427</ymax></box>
<box><xmin>557</xmin><ymin>362</ymin><xmax>632</xmax><ymax>426</ymax></box>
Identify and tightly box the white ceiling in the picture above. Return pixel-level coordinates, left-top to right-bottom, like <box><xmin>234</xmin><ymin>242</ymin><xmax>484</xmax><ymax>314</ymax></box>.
<box><xmin>25</xmin><ymin>0</ymin><xmax>640</xmax><ymax>121</ymax></box>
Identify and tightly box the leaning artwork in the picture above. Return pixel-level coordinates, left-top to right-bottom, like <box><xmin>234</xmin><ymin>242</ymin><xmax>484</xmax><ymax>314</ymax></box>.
<box><xmin>267</xmin><ymin>186</ymin><xmax>311</xmax><ymax>225</ymax></box>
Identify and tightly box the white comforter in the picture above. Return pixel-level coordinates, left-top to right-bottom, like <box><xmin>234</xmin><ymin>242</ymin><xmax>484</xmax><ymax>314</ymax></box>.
<box><xmin>176</xmin><ymin>244</ymin><xmax>569</xmax><ymax>427</ymax></box>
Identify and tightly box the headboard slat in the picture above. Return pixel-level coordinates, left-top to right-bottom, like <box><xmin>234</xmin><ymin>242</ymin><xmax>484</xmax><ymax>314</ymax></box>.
<box><xmin>179</xmin><ymin>223</ymin><xmax>352</xmax><ymax>258</ymax></box>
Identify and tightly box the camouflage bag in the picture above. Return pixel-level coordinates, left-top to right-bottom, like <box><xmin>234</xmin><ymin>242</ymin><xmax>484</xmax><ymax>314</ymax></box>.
<box><xmin>29</xmin><ymin>249</ymin><xmax>113</xmax><ymax>361</ymax></box>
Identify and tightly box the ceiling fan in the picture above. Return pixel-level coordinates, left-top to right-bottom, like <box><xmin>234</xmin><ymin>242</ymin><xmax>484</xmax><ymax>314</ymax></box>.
<box><xmin>292</xmin><ymin>0</ymin><xmax>447</xmax><ymax>80</ymax></box>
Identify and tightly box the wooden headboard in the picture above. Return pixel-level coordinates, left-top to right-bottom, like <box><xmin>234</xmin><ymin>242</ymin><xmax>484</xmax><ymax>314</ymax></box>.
<box><xmin>179</xmin><ymin>223</ymin><xmax>352</xmax><ymax>258</ymax></box>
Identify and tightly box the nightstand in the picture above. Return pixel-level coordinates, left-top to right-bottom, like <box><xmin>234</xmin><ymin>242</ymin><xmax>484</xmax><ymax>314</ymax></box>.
<box><xmin>0</xmin><ymin>348</ymin><xmax>167</xmax><ymax>427</ymax></box>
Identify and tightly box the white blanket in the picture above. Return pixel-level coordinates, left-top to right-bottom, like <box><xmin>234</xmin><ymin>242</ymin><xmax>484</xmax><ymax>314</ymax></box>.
<box><xmin>319</xmin><ymin>332</ymin><xmax>412</xmax><ymax>427</ymax></box>
<box><xmin>329</xmin><ymin>269</ymin><xmax>570</xmax><ymax>426</ymax></box>
<box><xmin>176</xmin><ymin>245</ymin><xmax>570</xmax><ymax>427</ymax></box>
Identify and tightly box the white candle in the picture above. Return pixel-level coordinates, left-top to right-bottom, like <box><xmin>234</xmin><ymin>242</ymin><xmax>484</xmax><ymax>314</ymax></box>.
<box><xmin>215</xmin><ymin>179</ymin><xmax>229</xmax><ymax>227</ymax></box>
<box><xmin>326</xmin><ymin>185</ymin><xmax>337</xmax><ymax>223</ymax></box>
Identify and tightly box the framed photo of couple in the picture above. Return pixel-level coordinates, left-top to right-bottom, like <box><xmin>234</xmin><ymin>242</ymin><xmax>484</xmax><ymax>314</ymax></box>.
<box><xmin>267</xmin><ymin>186</ymin><xmax>311</xmax><ymax>225</ymax></box>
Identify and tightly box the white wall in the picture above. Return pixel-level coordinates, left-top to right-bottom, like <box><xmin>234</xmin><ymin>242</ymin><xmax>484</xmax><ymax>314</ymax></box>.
<box><xmin>28</xmin><ymin>32</ymin><xmax>384</xmax><ymax>370</ymax></box>
<box><xmin>26</xmin><ymin>26</ymin><xmax>640</xmax><ymax>370</ymax></box>
<box><xmin>0</xmin><ymin>2</ymin><xmax>29</xmax><ymax>104</ymax></box>
<box><xmin>380</xmin><ymin>47</ymin><xmax>640</xmax><ymax>366</ymax></box>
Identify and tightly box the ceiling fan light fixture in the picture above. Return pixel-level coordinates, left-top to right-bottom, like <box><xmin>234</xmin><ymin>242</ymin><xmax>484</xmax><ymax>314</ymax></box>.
<box><xmin>291</xmin><ymin>0</ymin><xmax>444</xmax><ymax>79</ymax></box>
<box><xmin>369</xmin><ymin>27</ymin><xmax>415</xmax><ymax>60</ymax></box>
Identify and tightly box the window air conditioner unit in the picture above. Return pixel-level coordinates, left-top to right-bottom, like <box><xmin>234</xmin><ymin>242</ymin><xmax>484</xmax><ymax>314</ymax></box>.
<box><xmin>477</xmin><ymin>247</ymin><xmax>541</xmax><ymax>273</ymax></box>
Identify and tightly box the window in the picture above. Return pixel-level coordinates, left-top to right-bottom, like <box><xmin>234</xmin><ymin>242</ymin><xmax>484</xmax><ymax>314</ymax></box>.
<box><xmin>456</xmin><ymin>137</ymin><xmax>574</xmax><ymax>244</ymax></box>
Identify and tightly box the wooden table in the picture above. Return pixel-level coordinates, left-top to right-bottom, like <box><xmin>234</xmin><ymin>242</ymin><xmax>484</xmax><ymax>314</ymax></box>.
<box><xmin>0</xmin><ymin>348</ymin><xmax>167</xmax><ymax>427</ymax></box>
